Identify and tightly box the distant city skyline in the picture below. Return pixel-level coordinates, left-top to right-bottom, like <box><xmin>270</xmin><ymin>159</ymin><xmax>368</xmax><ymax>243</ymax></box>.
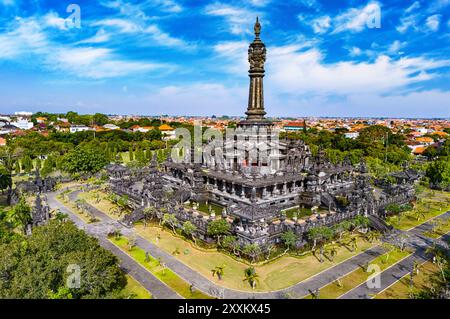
<box><xmin>0</xmin><ymin>0</ymin><xmax>449</xmax><ymax>118</ymax></box>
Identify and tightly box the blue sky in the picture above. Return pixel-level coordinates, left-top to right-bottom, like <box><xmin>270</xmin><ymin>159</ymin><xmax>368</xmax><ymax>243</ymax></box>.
<box><xmin>0</xmin><ymin>0</ymin><xmax>449</xmax><ymax>118</ymax></box>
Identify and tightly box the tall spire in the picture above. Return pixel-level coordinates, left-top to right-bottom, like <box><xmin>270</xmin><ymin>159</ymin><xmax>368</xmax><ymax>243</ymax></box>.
<box><xmin>254</xmin><ymin>16</ymin><xmax>261</xmax><ymax>38</ymax></box>
<box><xmin>245</xmin><ymin>17</ymin><xmax>267</xmax><ymax>121</ymax></box>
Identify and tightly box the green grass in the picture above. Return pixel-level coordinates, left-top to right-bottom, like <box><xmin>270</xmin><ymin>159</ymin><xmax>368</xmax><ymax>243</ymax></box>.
<box><xmin>119</xmin><ymin>275</ymin><xmax>152</xmax><ymax>299</ymax></box>
<box><xmin>185</xmin><ymin>201</ymin><xmax>224</xmax><ymax>215</ymax></box>
<box><xmin>423</xmin><ymin>218</ymin><xmax>450</xmax><ymax>239</ymax></box>
<box><xmin>281</xmin><ymin>206</ymin><xmax>328</xmax><ymax>219</ymax></box>
<box><xmin>78</xmin><ymin>187</ymin><xmax>380</xmax><ymax>292</ymax></box>
<box><xmin>375</xmin><ymin>261</ymin><xmax>438</xmax><ymax>299</ymax></box>
<box><xmin>386</xmin><ymin>188</ymin><xmax>450</xmax><ymax>231</ymax></box>
<box><xmin>304</xmin><ymin>248</ymin><xmax>411</xmax><ymax>299</ymax></box>
<box><xmin>109</xmin><ymin>236</ymin><xmax>212</xmax><ymax>299</ymax></box>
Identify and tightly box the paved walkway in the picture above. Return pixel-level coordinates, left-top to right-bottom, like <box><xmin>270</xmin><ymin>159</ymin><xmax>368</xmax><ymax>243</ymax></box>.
<box><xmin>339</xmin><ymin>213</ymin><xmax>450</xmax><ymax>299</ymax></box>
<box><xmin>47</xmin><ymin>193</ymin><xmax>181</xmax><ymax>299</ymax></box>
<box><xmin>48</xmin><ymin>187</ymin><xmax>450</xmax><ymax>299</ymax></box>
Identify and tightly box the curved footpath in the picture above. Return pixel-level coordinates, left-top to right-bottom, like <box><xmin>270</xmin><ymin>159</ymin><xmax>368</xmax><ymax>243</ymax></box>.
<box><xmin>47</xmin><ymin>192</ymin><xmax>181</xmax><ymax>299</ymax></box>
<box><xmin>47</xmin><ymin>188</ymin><xmax>450</xmax><ymax>299</ymax></box>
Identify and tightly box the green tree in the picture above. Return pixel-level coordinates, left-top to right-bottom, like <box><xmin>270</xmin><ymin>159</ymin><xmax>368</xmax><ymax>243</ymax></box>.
<box><xmin>221</xmin><ymin>235</ymin><xmax>240</xmax><ymax>255</ymax></box>
<box><xmin>161</xmin><ymin>213</ymin><xmax>178</xmax><ymax>233</ymax></box>
<box><xmin>0</xmin><ymin>221</ymin><xmax>126</xmax><ymax>298</ymax></box>
<box><xmin>426</xmin><ymin>159</ymin><xmax>450</xmax><ymax>189</ymax></box>
<box><xmin>61</xmin><ymin>145</ymin><xmax>108</xmax><ymax>175</ymax></box>
<box><xmin>280</xmin><ymin>230</ymin><xmax>297</xmax><ymax>251</ymax></box>
<box><xmin>21</xmin><ymin>155</ymin><xmax>33</xmax><ymax>174</ymax></box>
<box><xmin>243</xmin><ymin>267</ymin><xmax>259</xmax><ymax>290</ymax></box>
<box><xmin>182</xmin><ymin>221</ymin><xmax>197</xmax><ymax>244</ymax></box>
<box><xmin>93</xmin><ymin>113</ymin><xmax>109</xmax><ymax>126</ymax></box>
<box><xmin>242</xmin><ymin>244</ymin><xmax>261</xmax><ymax>263</ymax></box>
<box><xmin>307</xmin><ymin>226</ymin><xmax>335</xmax><ymax>263</ymax></box>
<box><xmin>8</xmin><ymin>197</ymin><xmax>31</xmax><ymax>234</ymax></box>
<box><xmin>207</xmin><ymin>219</ymin><xmax>230</xmax><ymax>245</ymax></box>
<box><xmin>41</xmin><ymin>155</ymin><xmax>56</xmax><ymax>177</ymax></box>
<box><xmin>128</xmin><ymin>146</ymin><xmax>134</xmax><ymax>162</ymax></box>
<box><xmin>0</xmin><ymin>165</ymin><xmax>12</xmax><ymax>194</ymax></box>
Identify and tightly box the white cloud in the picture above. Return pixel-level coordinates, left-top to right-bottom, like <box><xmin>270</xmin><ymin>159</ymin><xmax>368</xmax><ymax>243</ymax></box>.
<box><xmin>205</xmin><ymin>3</ymin><xmax>260</xmax><ymax>35</ymax></box>
<box><xmin>266</xmin><ymin>45</ymin><xmax>450</xmax><ymax>96</ymax></box>
<box><xmin>0</xmin><ymin>16</ymin><xmax>171</xmax><ymax>79</ymax></box>
<box><xmin>0</xmin><ymin>0</ymin><xmax>15</xmax><ymax>6</ymax></box>
<box><xmin>77</xmin><ymin>29</ymin><xmax>110</xmax><ymax>44</ymax></box>
<box><xmin>388</xmin><ymin>40</ymin><xmax>406</xmax><ymax>55</ymax></box>
<box><xmin>144</xmin><ymin>24</ymin><xmax>188</xmax><ymax>48</ymax></box>
<box><xmin>91</xmin><ymin>18</ymin><xmax>191</xmax><ymax>49</ymax></box>
<box><xmin>143</xmin><ymin>83</ymin><xmax>246</xmax><ymax>116</ymax></box>
<box><xmin>405</xmin><ymin>1</ymin><xmax>421</xmax><ymax>13</ymax></box>
<box><xmin>397</xmin><ymin>14</ymin><xmax>419</xmax><ymax>33</ymax></box>
<box><xmin>43</xmin><ymin>12</ymin><xmax>69</xmax><ymax>30</ymax></box>
<box><xmin>425</xmin><ymin>14</ymin><xmax>441</xmax><ymax>31</ymax></box>
<box><xmin>298</xmin><ymin>0</ymin><xmax>318</xmax><ymax>8</ymax></box>
<box><xmin>213</xmin><ymin>41</ymin><xmax>248</xmax><ymax>73</ymax></box>
<box><xmin>333</xmin><ymin>2</ymin><xmax>381</xmax><ymax>33</ymax></box>
<box><xmin>348</xmin><ymin>47</ymin><xmax>362</xmax><ymax>57</ymax></box>
<box><xmin>92</xmin><ymin>18</ymin><xmax>140</xmax><ymax>33</ymax></box>
<box><xmin>247</xmin><ymin>0</ymin><xmax>270</xmax><ymax>7</ymax></box>
<box><xmin>52</xmin><ymin>47</ymin><xmax>167</xmax><ymax>79</ymax></box>
<box><xmin>101</xmin><ymin>0</ymin><xmax>182</xmax><ymax>15</ymax></box>
<box><xmin>311</xmin><ymin>16</ymin><xmax>331</xmax><ymax>34</ymax></box>
<box><xmin>268</xmin><ymin>89</ymin><xmax>450</xmax><ymax>118</ymax></box>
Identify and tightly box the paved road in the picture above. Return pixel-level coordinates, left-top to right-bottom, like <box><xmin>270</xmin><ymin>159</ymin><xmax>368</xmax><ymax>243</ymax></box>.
<box><xmin>49</xmin><ymin>187</ymin><xmax>450</xmax><ymax>299</ymax></box>
<box><xmin>339</xmin><ymin>213</ymin><xmax>450</xmax><ymax>299</ymax></box>
<box><xmin>47</xmin><ymin>192</ymin><xmax>181</xmax><ymax>299</ymax></box>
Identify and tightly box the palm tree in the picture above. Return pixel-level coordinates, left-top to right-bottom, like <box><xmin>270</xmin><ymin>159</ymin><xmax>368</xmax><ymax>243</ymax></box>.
<box><xmin>426</xmin><ymin>245</ymin><xmax>447</xmax><ymax>282</ymax></box>
<box><xmin>413</xmin><ymin>209</ymin><xmax>426</xmax><ymax>221</ymax></box>
<box><xmin>54</xmin><ymin>211</ymin><xmax>69</xmax><ymax>222</ymax></box>
<box><xmin>307</xmin><ymin>226</ymin><xmax>335</xmax><ymax>263</ymax></box>
<box><xmin>381</xmin><ymin>242</ymin><xmax>396</xmax><ymax>264</ymax></box>
<box><xmin>365</xmin><ymin>231</ymin><xmax>381</xmax><ymax>243</ymax></box>
<box><xmin>211</xmin><ymin>265</ymin><xmax>225</xmax><ymax>280</ymax></box>
<box><xmin>324</xmin><ymin>242</ymin><xmax>339</xmax><ymax>262</ymax></box>
<box><xmin>243</xmin><ymin>267</ymin><xmax>259</xmax><ymax>290</ymax></box>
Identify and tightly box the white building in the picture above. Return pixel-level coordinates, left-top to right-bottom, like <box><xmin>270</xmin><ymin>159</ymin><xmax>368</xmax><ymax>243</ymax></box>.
<box><xmin>103</xmin><ymin>124</ymin><xmax>120</xmax><ymax>130</ymax></box>
<box><xmin>70</xmin><ymin>125</ymin><xmax>91</xmax><ymax>133</ymax></box>
<box><xmin>344</xmin><ymin>132</ymin><xmax>360</xmax><ymax>139</ymax></box>
<box><xmin>10</xmin><ymin>118</ymin><xmax>34</xmax><ymax>130</ymax></box>
<box><xmin>14</xmin><ymin>111</ymin><xmax>33</xmax><ymax>117</ymax></box>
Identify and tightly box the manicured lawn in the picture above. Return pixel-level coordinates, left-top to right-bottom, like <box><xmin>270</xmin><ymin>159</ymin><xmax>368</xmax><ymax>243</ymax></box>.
<box><xmin>386</xmin><ymin>188</ymin><xmax>450</xmax><ymax>231</ymax></box>
<box><xmin>56</xmin><ymin>192</ymin><xmax>96</xmax><ymax>224</ymax></box>
<box><xmin>184</xmin><ymin>201</ymin><xmax>224</xmax><ymax>215</ymax></box>
<box><xmin>78</xmin><ymin>190</ymin><xmax>127</xmax><ymax>219</ymax></box>
<box><xmin>304</xmin><ymin>248</ymin><xmax>411</xmax><ymax>299</ymax></box>
<box><xmin>423</xmin><ymin>218</ymin><xmax>450</xmax><ymax>239</ymax></box>
<box><xmin>79</xmin><ymin>188</ymin><xmax>380</xmax><ymax>292</ymax></box>
<box><xmin>134</xmin><ymin>223</ymin><xmax>377</xmax><ymax>292</ymax></box>
<box><xmin>282</xmin><ymin>206</ymin><xmax>327</xmax><ymax>219</ymax></box>
<box><xmin>375</xmin><ymin>261</ymin><xmax>438</xmax><ymax>299</ymax></box>
<box><xmin>119</xmin><ymin>275</ymin><xmax>152</xmax><ymax>299</ymax></box>
<box><xmin>110</xmin><ymin>236</ymin><xmax>212</xmax><ymax>299</ymax></box>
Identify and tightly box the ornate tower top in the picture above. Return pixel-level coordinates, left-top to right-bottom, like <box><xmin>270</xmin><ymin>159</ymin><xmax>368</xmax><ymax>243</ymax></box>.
<box><xmin>254</xmin><ymin>16</ymin><xmax>261</xmax><ymax>38</ymax></box>
<box><xmin>245</xmin><ymin>17</ymin><xmax>267</xmax><ymax>122</ymax></box>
